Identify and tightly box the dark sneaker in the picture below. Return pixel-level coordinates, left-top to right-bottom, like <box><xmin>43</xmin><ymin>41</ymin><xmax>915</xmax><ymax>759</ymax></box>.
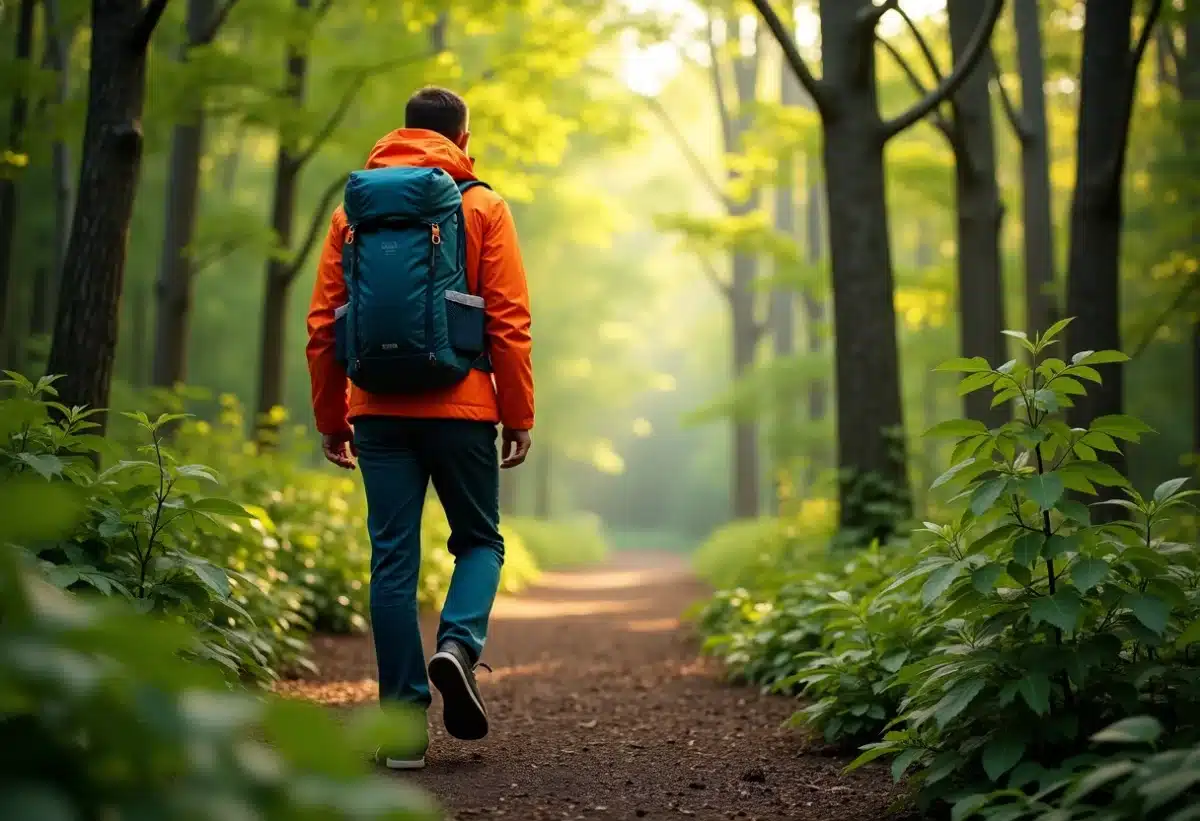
<box><xmin>373</xmin><ymin>712</ymin><xmax>429</xmax><ymax>770</ymax></box>
<box><xmin>428</xmin><ymin>640</ymin><xmax>489</xmax><ymax>741</ymax></box>
<box><xmin>374</xmin><ymin>748</ymin><xmax>426</xmax><ymax>770</ymax></box>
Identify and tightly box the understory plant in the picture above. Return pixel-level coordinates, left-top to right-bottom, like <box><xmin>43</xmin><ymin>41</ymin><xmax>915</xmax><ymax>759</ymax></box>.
<box><xmin>846</xmin><ymin>320</ymin><xmax>1200</xmax><ymax>818</ymax></box>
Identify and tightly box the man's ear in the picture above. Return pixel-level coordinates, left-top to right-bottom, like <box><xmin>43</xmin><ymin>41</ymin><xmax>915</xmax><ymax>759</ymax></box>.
<box><xmin>456</xmin><ymin>131</ymin><xmax>471</xmax><ymax>151</ymax></box>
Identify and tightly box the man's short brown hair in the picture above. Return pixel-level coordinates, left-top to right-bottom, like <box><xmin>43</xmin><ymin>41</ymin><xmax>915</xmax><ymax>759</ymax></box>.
<box><xmin>405</xmin><ymin>87</ymin><xmax>468</xmax><ymax>140</ymax></box>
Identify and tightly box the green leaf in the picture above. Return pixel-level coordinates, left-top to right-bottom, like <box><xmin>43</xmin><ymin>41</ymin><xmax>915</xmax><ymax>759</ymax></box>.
<box><xmin>1022</xmin><ymin>472</ymin><xmax>1064</xmax><ymax>510</ymax></box>
<box><xmin>189</xmin><ymin>497</ymin><xmax>254</xmax><ymax>518</ymax></box>
<box><xmin>958</xmin><ymin>371</ymin><xmax>1000</xmax><ymax>395</ymax></box>
<box><xmin>1064</xmin><ymin>761</ymin><xmax>1136</xmax><ymax>804</ymax></box>
<box><xmin>1070</xmin><ymin>558</ymin><xmax>1110</xmax><ymax>592</ymax></box>
<box><xmin>936</xmin><ymin>356</ymin><xmax>993</xmax><ymax>373</ymax></box>
<box><xmin>1040</xmin><ymin>317</ymin><xmax>1074</xmax><ymax>344</ymax></box>
<box><xmin>1177</xmin><ymin>619</ymin><xmax>1200</xmax><ymax>648</ymax></box>
<box><xmin>1018</xmin><ymin>673</ymin><xmax>1051</xmax><ymax>715</ymax></box>
<box><xmin>1153</xmin><ymin>477</ymin><xmax>1189</xmax><ymax>502</ymax></box>
<box><xmin>972</xmin><ymin>563</ymin><xmax>1004</xmax><ymax>594</ymax></box>
<box><xmin>1030</xmin><ymin>589</ymin><xmax>1083</xmax><ymax>632</ymax></box>
<box><xmin>924</xmin><ymin>419</ymin><xmax>990</xmax><ymax>439</ymax></box>
<box><xmin>1056</xmin><ymin>499</ymin><xmax>1092</xmax><ymax>525</ymax></box>
<box><xmin>969</xmin><ymin>477</ymin><xmax>1009</xmax><ymax>516</ymax></box>
<box><xmin>1091</xmin><ymin>715</ymin><xmax>1162</xmax><ymax>744</ymax></box>
<box><xmin>1007</xmin><ymin>561</ymin><xmax>1032</xmax><ymax>586</ymax></box>
<box><xmin>1031</xmin><ymin>388</ymin><xmax>1060</xmax><ymax>413</ymax></box>
<box><xmin>16</xmin><ymin>452</ymin><xmax>66</xmax><ymax>480</ymax></box>
<box><xmin>891</xmin><ymin>748</ymin><xmax>923</xmax><ymax>782</ymax></box>
<box><xmin>950</xmin><ymin>794</ymin><xmax>989</xmax><ymax>821</ymax></box>
<box><xmin>1072</xmin><ymin>350</ymin><xmax>1130</xmax><ymax>366</ymax></box>
<box><xmin>1063</xmin><ymin>460</ymin><xmax>1130</xmax><ymax>488</ymax></box>
<box><xmin>1042</xmin><ymin>534</ymin><xmax>1076</xmax><ymax>560</ymax></box>
<box><xmin>931</xmin><ymin>458</ymin><xmax>976</xmax><ymax>491</ymax></box>
<box><xmin>933</xmin><ymin>678</ymin><xmax>987</xmax><ymax>729</ymax></box>
<box><xmin>1128</xmin><ymin>593</ymin><xmax>1170</xmax><ymax>635</ymax></box>
<box><xmin>1140</xmin><ymin>770</ymin><xmax>1200</xmax><ymax>812</ymax></box>
<box><xmin>982</xmin><ymin>736</ymin><xmax>1027</xmax><ymax>782</ymax></box>
<box><xmin>1089</xmin><ymin>414</ymin><xmax>1154</xmax><ymax>441</ymax></box>
<box><xmin>922</xmin><ymin>563</ymin><xmax>964</xmax><ymax>606</ymax></box>
<box><xmin>182</xmin><ymin>557</ymin><xmax>232</xmax><ymax>599</ymax></box>
<box><xmin>1012</xmin><ymin>533</ymin><xmax>1043</xmax><ymax>567</ymax></box>
<box><xmin>1002</xmin><ymin>329</ymin><xmax>1029</xmax><ymax>341</ymax></box>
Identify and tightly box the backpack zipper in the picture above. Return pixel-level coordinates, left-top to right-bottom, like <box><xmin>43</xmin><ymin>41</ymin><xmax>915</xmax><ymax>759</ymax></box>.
<box><xmin>427</xmin><ymin>224</ymin><xmax>440</xmax><ymax>361</ymax></box>
<box><xmin>347</xmin><ymin>224</ymin><xmax>361</xmax><ymax>371</ymax></box>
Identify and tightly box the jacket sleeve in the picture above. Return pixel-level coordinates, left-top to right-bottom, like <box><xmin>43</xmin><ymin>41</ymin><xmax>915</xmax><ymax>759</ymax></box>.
<box><xmin>305</xmin><ymin>207</ymin><xmax>351</xmax><ymax>436</ymax></box>
<box><xmin>479</xmin><ymin>198</ymin><xmax>535</xmax><ymax>430</ymax></box>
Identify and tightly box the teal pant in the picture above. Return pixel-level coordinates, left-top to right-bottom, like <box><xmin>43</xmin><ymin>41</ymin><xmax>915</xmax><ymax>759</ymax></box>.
<box><xmin>353</xmin><ymin>417</ymin><xmax>505</xmax><ymax>708</ymax></box>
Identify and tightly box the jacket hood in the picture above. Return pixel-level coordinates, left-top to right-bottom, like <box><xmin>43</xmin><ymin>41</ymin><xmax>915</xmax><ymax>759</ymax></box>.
<box><xmin>365</xmin><ymin>128</ymin><xmax>477</xmax><ymax>181</ymax></box>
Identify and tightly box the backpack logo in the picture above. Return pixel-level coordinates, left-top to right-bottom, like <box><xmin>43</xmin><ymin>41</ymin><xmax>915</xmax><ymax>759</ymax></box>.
<box><xmin>380</xmin><ymin>240</ymin><xmax>399</xmax><ymax>255</ymax></box>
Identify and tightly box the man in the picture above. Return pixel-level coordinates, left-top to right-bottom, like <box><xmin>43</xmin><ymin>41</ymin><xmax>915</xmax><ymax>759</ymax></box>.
<box><xmin>306</xmin><ymin>87</ymin><xmax>534</xmax><ymax>769</ymax></box>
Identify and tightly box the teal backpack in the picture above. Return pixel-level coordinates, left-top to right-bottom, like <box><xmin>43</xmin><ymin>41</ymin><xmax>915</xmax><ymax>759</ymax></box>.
<box><xmin>334</xmin><ymin>166</ymin><xmax>491</xmax><ymax>394</ymax></box>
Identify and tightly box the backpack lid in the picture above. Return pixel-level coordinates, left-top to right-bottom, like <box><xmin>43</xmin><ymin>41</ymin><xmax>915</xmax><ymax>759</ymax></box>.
<box><xmin>344</xmin><ymin>166</ymin><xmax>462</xmax><ymax>224</ymax></box>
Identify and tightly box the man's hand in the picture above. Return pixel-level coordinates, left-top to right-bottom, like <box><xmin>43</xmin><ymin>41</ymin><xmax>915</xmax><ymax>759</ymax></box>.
<box><xmin>500</xmin><ymin>428</ymin><xmax>531</xmax><ymax>469</ymax></box>
<box><xmin>322</xmin><ymin>430</ymin><xmax>357</xmax><ymax>470</ymax></box>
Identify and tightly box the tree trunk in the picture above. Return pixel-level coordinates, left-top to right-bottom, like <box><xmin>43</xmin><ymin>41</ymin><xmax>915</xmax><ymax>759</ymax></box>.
<box><xmin>46</xmin><ymin>0</ymin><xmax>166</xmax><ymax>422</ymax></box>
<box><xmin>533</xmin><ymin>446</ymin><xmax>551</xmax><ymax>519</ymax></box>
<box><xmin>949</xmin><ymin>0</ymin><xmax>1008</xmax><ymax>427</ymax></box>
<box><xmin>255</xmin><ymin>0</ymin><xmax>309</xmax><ymax>423</ymax></box>
<box><xmin>804</xmin><ymin>154</ymin><xmax>827</xmax><ymax>428</ymax></box>
<box><xmin>1065</xmin><ymin>0</ymin><xmax>1156</xmax><ymax>460</ymax></box>
<box><xmin>1013</xmin><ymin>0</ymin><xmax>1057</xmax><ymax>337</ymax></box>
<box><xmin>819</xmin><ymin>0</ymin><xmax>910</xmax><ymax>538</ymax></box>
<box><xmin>0</xmin><ymin>0</ymin><xmax>37</xmax><ymax>361</ymax></box>
<box><xmin>152</xmin><ymin>0</ymin><xmax>216</xmax><ymax>389</ymax></box>
<box><xmin>1179</xmin><ymin>11</ymin><xmax>1199</xmax><ymax>452</ymax></box>
<box><xmin>129</xmin><ymin>279</ymin><xmax>149</xmax><ymax>388</ymax></box>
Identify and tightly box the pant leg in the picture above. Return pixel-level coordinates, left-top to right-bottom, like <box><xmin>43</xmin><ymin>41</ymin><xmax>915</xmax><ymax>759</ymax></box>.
<box><xmin>418</xmin><ymin>419</ymin><xmax>505</xmax><ymax>664</ymax></box>
<box><xmin>353</xmin><ymin>417</ymin><xmax>431</xmax><ymax>708</ymax></box>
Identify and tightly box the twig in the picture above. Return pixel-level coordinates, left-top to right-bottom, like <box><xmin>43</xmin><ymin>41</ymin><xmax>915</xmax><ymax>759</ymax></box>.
<box><xmin>881</xmin><ymin>0</ymin><xmax>1005</xmax><ymax>140</ymax></box>
<box><xmin>1130</xmin><ymin>0</ymin><xmax>1166</xmax><ymax>75</ymax></box>
<box><xmin>748</xmin><ymin>0</ymin><xmax>829</xmax><ymax>115</ymax></box>
<box><xmin>699</xmin><ymin>257</ymin><xmax>732</xmax><ymax>298</ymax></box>
<box><xmin>641</xmin><ymin>93</ymin><xmax>729</xmax><ymax>208</ymax></box>
<box><xmin>131</xmin><ymin>0</ymin><xmax>172</xmax><ymax>53</ymax></box>
<box><xmin>280</xmin><ymin>171</ymin><xmax>351</xmax><ymax>285</ymax></box>
<box><xmin>876</xmin><ymin>36</ymin><xmax>957</xmax><ymax>144</ymax></box>
<box><xmin>991</xmin><ymin>61</ymin><xmax>1032</xmax><ymax>140</ymax></box>
<box><xmin>196</xmin><ymin>0</ymin><xmax>241</xmax><ymax>45</ymax></box>
<box><xmin>1132</xmin><ymin>274</ymin><xmax>1200</xmax><ymax>356</ymax></box>
<box><xmin>895</xmin><ymin>3</ymin><xmax>945</xmax><ymax>83</ymax></box>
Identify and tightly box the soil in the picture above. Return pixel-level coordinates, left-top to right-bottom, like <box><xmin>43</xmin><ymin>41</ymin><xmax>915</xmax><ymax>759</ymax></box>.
<box><xmin>276</xmin><ymin>551</ymin><xmax>904</xmax><ymax>821</ymax></box>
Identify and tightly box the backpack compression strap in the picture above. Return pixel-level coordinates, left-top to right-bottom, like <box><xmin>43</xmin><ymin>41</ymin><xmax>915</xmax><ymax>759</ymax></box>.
<box><xmin>456</xmin><ymin>179</ymin><xmax>493</xmax><ymax>374</ymax></box>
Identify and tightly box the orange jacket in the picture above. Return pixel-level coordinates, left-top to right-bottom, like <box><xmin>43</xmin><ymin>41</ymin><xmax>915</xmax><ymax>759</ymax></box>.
<box><xmin>306</xmin><ymin>129</ymin><xmax>534</xmax><ymax>435</ymax></box>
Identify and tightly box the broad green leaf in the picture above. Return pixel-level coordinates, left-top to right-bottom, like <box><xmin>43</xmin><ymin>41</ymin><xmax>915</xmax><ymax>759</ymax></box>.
<box><xmin>1090</xmin><ymin>715</ymin><xmax>1162</xmax><ymax>744</ymax></box>
<box><xmin>1007</xmin><ymin>561</ymin><xmax>1033</xmax><ymax>587</ymax></box>
<box><xmin>1063</xmin><ymin>761</ymin><xmax>1136</xmax><ymax>804</ymax></box>
<box><xmin>1139</xmin><ymin>770</ymin><xmax>1200</xmax><ymax>812</ymax></box>
<box><xmin>1089</xmin><ymin>414</ymin><xmax>1154</xmax><ymax>441</ymax></box>
<box><xmin>950</xmin><ymin>795</ymin><xmax>989</xmax><ymax>821</ymax></box>
<box><xmin>982</xmin><ymin>736</ymin><xmax>1027</xmax><ymax>782</ymax></box>
<box><xmin>933</xmin><ymin>678</ymin><xmax>987</xmax><ymax>729</ymax></box>
<box><xmin>1177</xmin><ymin>619</ymin><xmax>1200</xmax><ymax>648</ymax></box>
<box><xmin>925</xmin><ymin>419</ymin><xmax>989</xmax><ymax>439</ymax></box>
<box><xmin>1002</xmin><ymin>329</ymin><xmax>1029</xmax><ymax>341</ymax></box>
<box><xmin>972</xmin><ymin>563</ymin><xmax>1004</xmax><ymax>594</ymax></box>
<box><xmin>1127</xmin><ymin>593</ymin><xmax>1169</xmax><ymax>635</ymax></box>
<box><xmin>936</xmin><ymin>356</ymin><xmax>992</xmax><ymax>373</ymax></box>
<box><xmin>958</xmin><ymin>371</ymin><xmax>1000</xmax><ymax>396</ymax></box>
<box><xmin>890</xmin><ymin>748</ymin><xmax>923</xmax><ymax>782</ymax></box>
<box><xmin>16</xmin><ymin>452</ymin><xmax>65</xmax><ymax>480</ymax></box>
<box><xmin>1072</xmin><ymin>350</ymin><xmax>1130</xmax><ymax>366</ymax></box>
<box><xmin>1153</xmin><ymin>477</ymin><xmax>1189</xmax><ymax>503</ymax></box>
<box><xmin>1079</xmin><ymin>431</ymin><xmax>1121</xmax><ymax>453</ymax></box>
<box><xmin>1070</xmin><ymin>558</ymin><xmax>1110</xmax><ymax>592</ymax></box>
<box><xmin>189</xmin><ymin>497</ymin><xmax>254</xmax><ymax>518</ymax></box>
<box><xmin>1031</xmin><ymin>388</ymin><xmax>1059</xmax><ymax>413</ymax></box>
<box><xmin>1063</xmin><ymin>460</ymin><xmax>1129</xmax><ymax>488</ymax></box>
<box><xmin>1012</xmin><ymin>533</ymin><xmax>1043</xmax><ymax>567</ymax></box>
<box><xmin>931</xmin><ymin>458</ymin><xmax>976</xmax><ymax>491</ymax></box>
<box><xmin>1069</xmin><ymin>364</ymin><xmax>1104</xmax><ymax>383</ymax></box>
<box><xmin>1018</xmin><ymin>673</ymin><xmax>1051</xmax><ymax>715</ymax></box>
<box><xmin>1042</xmin><ymin>533</ymin><xmax>1076</xmax><ymax>560</ymax></box>
<box><xmin>1022</xmin><ymin>472</ymin><xmax>1064</xmax><ymax>510</ymax></box>
<box><xmin>1056</xmin><ymin>499</ymin><xmax>1091</xmax><ymax>524</ymax></box>
<box><xmin>1030</xmin><ymin>589</ymin><xmax>1083</xmax><ymax>632</ymax></box>
<box><xmin>183</xmin><ymin>558</ymin><xmax>232</xmax><ymax>599</ymax></box>
<box><xmin>1040</xmin><ymin>317</ymin><xmax>1073</xmax><ymax>344</ymax></box>
<box><xmin>922</xmin><ymin>563</ymin><xmax>963</xmax><ymax>606</ymax></box>
<box><xmin>969</xmin><ymin>477</ymin><xmax>1008</xmax><ymax>516</ymax></box>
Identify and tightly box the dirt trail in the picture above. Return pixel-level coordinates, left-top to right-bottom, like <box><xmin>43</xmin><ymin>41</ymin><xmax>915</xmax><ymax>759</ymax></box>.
<box><xmin>278</xmin><ymin>552</ymin><xmax>899</xmax><ymax>821</ymax></box>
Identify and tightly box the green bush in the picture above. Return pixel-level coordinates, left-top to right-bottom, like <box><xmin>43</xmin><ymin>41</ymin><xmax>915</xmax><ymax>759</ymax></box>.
<box><xmin>692</xmin><ymin>496</ymin><xmax>835</xmax><ymax>588</ymax></box>
<box><xmin>505</xmin><ymin>514</ymin><xmax>609</xmax><ymax>569</ymax></box>
<box><xmin>0</xmin><ymin>472</ymin><xmax>438</xmax><ymax>821</ymax></box>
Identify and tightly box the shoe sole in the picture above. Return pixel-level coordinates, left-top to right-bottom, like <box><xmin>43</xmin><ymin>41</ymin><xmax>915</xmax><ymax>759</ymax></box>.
<box><xmin>428</xmin><ymin>651</ymin><xmax>489</xmax><ymax>741</ymax></box>
<box><xmin>385</xmin><ymin>757</ymin><xmax>426</xmax><ymax>770</ymax></box>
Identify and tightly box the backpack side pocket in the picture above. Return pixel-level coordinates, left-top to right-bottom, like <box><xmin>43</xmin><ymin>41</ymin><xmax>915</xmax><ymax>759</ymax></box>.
<box><xmin>444</xmin><ymin>290</ymin><xmax>485</xmax><ymax>356</ymax></box>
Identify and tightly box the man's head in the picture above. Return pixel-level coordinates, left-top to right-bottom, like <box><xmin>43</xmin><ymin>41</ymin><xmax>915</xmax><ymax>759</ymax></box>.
<box><xmin>405</xmin><ymin>87</ymin><xmax>470</xmax><ymax>151</ymax></box>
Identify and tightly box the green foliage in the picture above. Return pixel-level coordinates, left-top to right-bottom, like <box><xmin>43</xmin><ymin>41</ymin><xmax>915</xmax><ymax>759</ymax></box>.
<box><xmin>692</xmin><ymin>497</ymin><xmax>835</xmax><ymax>588</ymax></box>
<box><xmin>504</xmin><ymin>514</ymin><xmax>609</xmax><ymax>569</ymax></box>
<box><xmin>0</xmin><ymin>474</ymin><xmax>437</xmax><ymax>821</ymax></box>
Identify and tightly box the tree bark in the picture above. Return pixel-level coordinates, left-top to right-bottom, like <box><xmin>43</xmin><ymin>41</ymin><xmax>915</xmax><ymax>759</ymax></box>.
<box><xmin>255</xmin><ymin>0</ymin><xmax>309</xmax><ymax>423</ymax></box>
<box><xmin>1013</xmin><ymin>0</ymin><xmax>1057</xmax><ymax>337</ymax></box>
<box><xmin>0</xmin><ymin>0</ymin><xmax>37</xmax><ymax>363</ymax></box>
<box><xmin>804</xmin><ymin>153</ymin><xmax>827</xmax><ymax>428</ymax></box>
<box><xmin>152</xmin><ymin>0</ymin><xmax>217</xmax><ymax>389</ymax></box>
<box><xmin>46</xmin><ymin>0</ymin><xmax>171</xmax><ymax>422</ymax></box>
<box><xmin>1065</xmin><ymin>0</ymin><xmax>1161</xmax><ymax>458</ymax></box>
<box><xmin>1177</xmin><ymin>11</ymin><xmax>1199</xmax><ymax>452</ymax></box>
<box><xmin>949</xmin><ymin>0</ymin><xmax>1007</xmax><ymax>427</ymax></box>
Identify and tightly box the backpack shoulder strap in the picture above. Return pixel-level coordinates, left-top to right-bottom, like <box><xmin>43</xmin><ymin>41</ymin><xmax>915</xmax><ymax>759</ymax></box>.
<box><xmin>457</xmin><ymin>180</ymin><xmax>491</xmax><ymax>196</ymax></box>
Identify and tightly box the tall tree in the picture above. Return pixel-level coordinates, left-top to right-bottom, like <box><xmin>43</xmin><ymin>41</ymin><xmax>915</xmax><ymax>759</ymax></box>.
<box><xmin>1064</xmin><ymin>0</ymin><xmax>1164</xmax><ymax>454</ymax></box>
<box><xmin>752</xmin><ymin>0</ymin><xmax>1003</xmax><ymax>539</ymax></box>
<box><xmin>0</xmin><ymin>0</ymin><xmax>37</xmax><ymax>365</ymax></box>
<box><xmin>151</xmin><ymin>0</ymin><xmax>238</xmax><ymax>389</ymax></box>
<box><xmin>45</xmin><ymin>0</ymin><xmax>174</xmax><ymax>422</ymax></box>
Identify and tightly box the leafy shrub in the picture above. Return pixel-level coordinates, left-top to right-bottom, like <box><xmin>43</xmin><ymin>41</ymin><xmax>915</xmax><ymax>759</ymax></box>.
<box><xmin>845</xmin><ymin>321</ymin><xmax>1200</xmax><ymax>815</ymax></box>
<box><xmin>505</xmin><ymin>514</ymin><xmax>609</xmax><ymax>569</ymax></box>
<box><xmin>693</xmin><ymin>497</ymin><xmax>835</xmax><ymax>588</ymax></box>
<box><xmin>0</xmin><ymin>472</ymin><xmax>438</xmax><ymax>821</ymax></box>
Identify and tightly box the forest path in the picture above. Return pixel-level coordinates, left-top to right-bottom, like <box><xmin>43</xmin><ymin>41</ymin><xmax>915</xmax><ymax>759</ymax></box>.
<box><xmin>277</xmin><ymin>552</ymin><xmax>899</xmax><ymax>821</ymax></box>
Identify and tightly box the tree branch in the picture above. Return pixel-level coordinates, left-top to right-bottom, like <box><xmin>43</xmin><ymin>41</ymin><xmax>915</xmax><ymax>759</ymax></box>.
<box><xmin>895</xmin><ymin>4</ymin><xmax>945</xmax><ymax>83</ymax></box>
<box><xmin>876</xmin><ymin>36</ymin><xmax>957</xmax><ymax>144</ymax></box>
<box><xmin>1129</xmin><ymin>0</ymin><xmax>1165</xmax><ymax>74</ymax></box>
<box><xmin>991</xmin><ymin>61</ymin><xmax>1032</xmax><ymax>140</ymax></box>
<box><xmin>196</xmin><ymin>0</ymin><xmax>241</xmax><ymax>45</ymax></box>
<box><xmin>748</xmin><ymin>0</ymin><xmax>829</xmax><ymax>115</ymax></box>
<box><xmin>1133</xmin><ymin>272</ymin><xmax>1200</xmax><ymax>357</ymax></box>
<box><xmin>857</xmin><ymin>0</ymin><xmax>899</xmax><ymax>30</ymax></box>
<box><xmin>294</xmin><ymin>53</ymin><xmax>428</xmax><ymax>167</ymax></box>
<box><xmin>699</xmin><ymin>257</ymin><xmax>732</xmax><ymax>299</ymax></box>
<box><xmin>131</xmin><ymin>0</ymin><xmax>172</xmax><ymax>53</ymax></box>
<box><xmin>881</xmin><ymin>0</ymin><xmax>1005</xmax><ymax>141</ymax></box>
<box><xmin>641</xmin><ymin>93</ymin><xmax>729</xmax><ymax>208</ymax></box>
<box><xmin>281</xmin><ymin>171</ymin><xmax>350</xmax><ymax>284</ymax></box>
<box><xmin>707</xmin><ymin>20</ymin><xmax>735</xmax><ymax>152</ymax></box>
<box><xmin>1156</xmin><ymin>26</ymin><xmax>1180</xmax><ymax>91</ymax></box>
